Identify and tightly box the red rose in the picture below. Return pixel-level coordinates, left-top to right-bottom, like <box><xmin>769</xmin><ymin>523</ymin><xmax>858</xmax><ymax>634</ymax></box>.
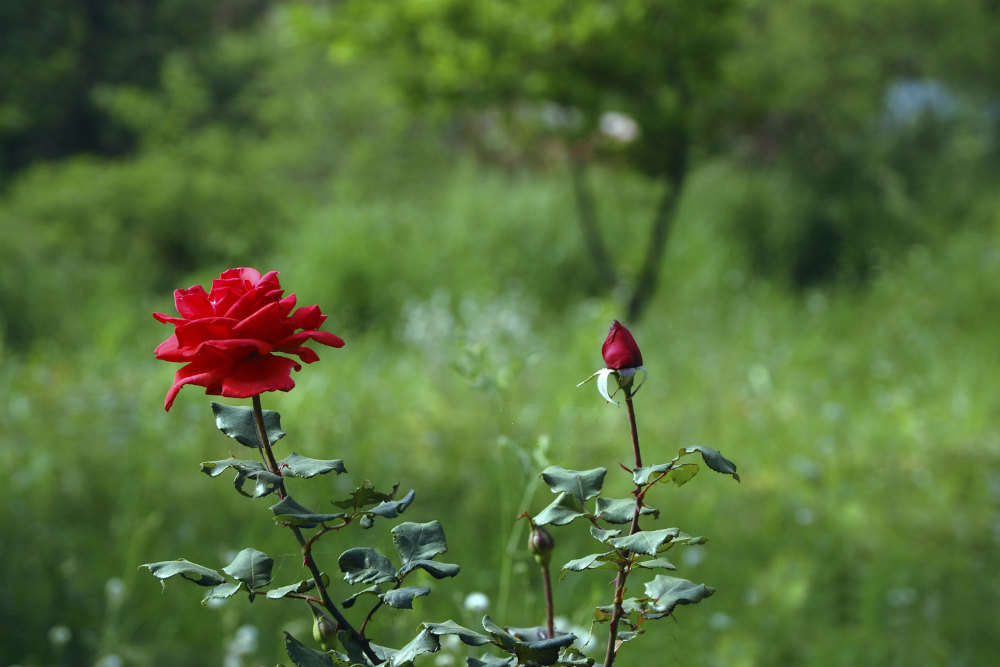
<box><xmin>601</xmin><ymin>320</ymin><xmax>643</xmax><ymax>370</ymax></box>
<box><xmin>153</xmin><ymin>267</ymin><xmax>344</xmax><ymax>411</ymax></box>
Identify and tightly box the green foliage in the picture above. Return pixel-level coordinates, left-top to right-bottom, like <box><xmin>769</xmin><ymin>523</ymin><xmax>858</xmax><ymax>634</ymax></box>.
<box><xmin>3</xmin><ymin>2</ymin><xmax>1000</xmax><ymax>666</ymax></box>
<box><xmin>320</xmin><ymin>0</ymin><xmax>737</xmax><ymax>177</ymax></box>
<box><xmin>212</xmin><ymin>402</ymin><xmax>286</xmax><ymax>448</ymax></box>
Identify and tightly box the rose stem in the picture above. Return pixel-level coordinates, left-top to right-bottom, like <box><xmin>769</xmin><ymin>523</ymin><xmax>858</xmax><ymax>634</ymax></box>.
<box><xmin>251</xmin><ymin>395</ymin><xmax>381</xmax><ymax>665</ymax></box>
<box><xmin>603</xmin><ymin>386</ymin><xmax>644</xmax><ymax>667</ymax></box>
<box><xmin>541</xmin><ymin>559</ymin><xmax>555</xmax><ymax>639</ymax></box>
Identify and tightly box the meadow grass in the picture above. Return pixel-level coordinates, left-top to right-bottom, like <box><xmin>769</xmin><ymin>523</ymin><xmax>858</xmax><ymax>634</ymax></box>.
<box><xmin>2</xmin><ymin>159</ymin><xmax>998</xmax><ymax>666</ymax></box>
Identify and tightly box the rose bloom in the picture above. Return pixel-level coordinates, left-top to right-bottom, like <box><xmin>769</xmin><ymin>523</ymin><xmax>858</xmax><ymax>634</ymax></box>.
<box><xmin>154</xmin><ymin>267</ymin><xmax>344</xmax><ymax>411</ymax></box>
<box><xmin>601</xmin><ymin>320</ymin><xmax>643</xmax><ymax>370</ymax></box>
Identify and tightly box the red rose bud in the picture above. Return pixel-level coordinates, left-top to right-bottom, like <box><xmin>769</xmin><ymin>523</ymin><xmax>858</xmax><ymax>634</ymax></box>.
<box><xmin>528</xmin><ymin>526</ymin><xmax>555</xmax><ymax>566</ymax></box>
<box><xmin>601</xmin><ymin>320</ymin><xmax>643</xmax><ymax>370</ymax></box>
<box><xmin>153</xmin><ymin>267</ymin><xmax>345</xmax><ymax>411</ymax></box>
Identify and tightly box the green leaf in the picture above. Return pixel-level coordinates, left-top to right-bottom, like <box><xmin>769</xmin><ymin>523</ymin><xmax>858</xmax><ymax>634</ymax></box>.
<box><xmin>643</xmin><ymin>575</ymin><xmax>716</xmax><ymax>617</ymax></box>
<box><xmin>589</xmin><ymin>525</ymin><xmax>621</xmax><ymax>543</ymax></box>
<box><xmin>390</xmin><ymin>628</ymin><xmax>439</xmax><ymax>667</ymax></box>
<box><xmin>632</xmin><ymin>463</ymin><xmax>673</xmax><ymax>486</ymax></box>
<box><xmin>562</xmin><ymin>552</ymin><xmax>618</xmax><ymax>573</ymax></box>
<box><xmin>481</xmin><ymin>617</ymin><xmax>573</xmax><ymax>665</ymax></box>
<box><xmin>398</xmin><ymin>560</ymin><xmax>460</xmax><ymax>579</ymax></box>
<box><xmin>680</xmin><ymin>446</ymin><xmax>740</xmax><ymax>482</ymax></box>
<box><xmin>482</xmin><ymin>616</ymin><xmax>518</xmax><ymax>652</ymax></box>
<box><xmin>223</xmin><ymin>547</ymin><xmax>274</xmax><ymax>590</ymax></box>
<box><xmin>211</xmin><ymin>401</ymin><xmax>285</xmax><ymax>448</ymax></box>
<box><xmin>271</xmin><ymin>496</ymin><xmax>346</xmax><ymax>528</ymax></box>
<box><xmin>533</xmin><ymin>492</ymin><xmax>585</xmax><ymax>526</ymax></box>
<box><xmin>467</xmin><ymin>656</ymin><xmax>517</xmax><ymax>667</ymax></box>
<box><xmin>595</xmin><ymin>598</ymin><xmax>643</xmax><ymax>623</ymax></box>
<box><xmin>383</xmin><ymin>586</ymin><xmax>430</xmax><ymax>609</ymax></box>
<box><xmin>617</xmin><ymin>630</ymin><xmax>642</xmax><ymax>643</ymax></box>
<box><xmin>594</xmin><ymin>497</ymin><xmax>658</xmax><ymax>524</ymax></box>
<box><xmin>200</xmin><ymin>458</ymin><xmax>265</xmax><ymax>478</ymax></box>
<box><xmin>540</xmin><ymin>466</ymin><xmax>606</xmax><ymax>503</ymax></box>
<box><xmin>338</xmin><ymin>547</ymin><xmax>397</xmax><ymax>585</ymax></box>
<box><xmin>140</xmin><ymin>559</ymin><xmax>226</xmax><ymax>587</ymax></box>
<box><xmin>337</xmin><ymin>629</ymin><xmax>370</xmax><ymax>666</ymax></box>
<box><xmin>284</xmin><ymin>631</ymin><xmax>336</xmax><ymax>667</ymax></box>
<box><xmin>422</xmin><ymin>620</ymin><xmax>492</xmax><ymax>646</ymax></box>
<box><xmin>633</xmin><ymin>462</ymin><xmax>700</xmax><ymax>487</ymax></box>
<box><xmin>201</xmin><ymin>581</ymin><xmax>242</xmax><ymax>605</ymax></box>
<box><xmin>514</xmin><ymin>634</ymin><xmax>576</xmax><ymax>665</ymax></box>
<box><xmin>369</xmin><ymin>490</ymin><xmax>416</xmax><ymax>519</ymax></box>
<box><xmin>635</xmin><ymin>557</ymin><xmax>677</xmax><ymax>570</ymax></box>
<box><xmin>200</xmin><ymin>458</ymin><xmax>282</xmax><ymax>498</ymax></box>
<box><xmin>266</xmin><ymin>579</ymin><xmax>316</xmax><ymax>599</ymax></box>
<box><xmin>392</xmin><ymin>521</ymin><xmax>448</xmax><ymax>563</ymax></box>
<box><xmin>280</xmin><ymin>452</ymin><xmax>346</xmax><ymax>478</ymax></box>
<box><xmin>507</xmin><ymin>625</ymin><xmax>555</xmax><ymax>641</ymax></box>
<box><xmin>332</xmin><ymin>481</ymin><xmax>398</xmax><ymax>510</ymax></box>
<box><xmin>607</xmin><ymin>528</ymin><xmax>680</xmax><ymax>556</ymax></box>
<box><xmin>555</xmin><ymin>646</ymin><xmax>594</xmax><ymax>666</ymax></box>
<box><xmin>342</xmin><ymin>584</ymin><xmax>382</xmax><ymax>608</ymax></box>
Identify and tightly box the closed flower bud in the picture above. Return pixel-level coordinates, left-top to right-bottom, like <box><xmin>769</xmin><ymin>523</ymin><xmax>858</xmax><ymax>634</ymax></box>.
<box><xmin>601</xmin><ymin>320</ymin><xmax>643</xmax><ymax>370</ymax></box>
<box><xmin>310</xmin><ymin>604</ymin><xmax>337</xmax><ymax>650</ymax></box>
<box><xmin>528</xmin><ymin>526</ymin><xmax>555</xmax><ymax>566</ymax></box>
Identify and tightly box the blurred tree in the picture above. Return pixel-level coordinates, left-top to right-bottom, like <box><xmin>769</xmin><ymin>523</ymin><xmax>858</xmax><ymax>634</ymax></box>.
<box><xmin>315</xmin><ymin>0</ymin><xmax>1000</xmax><ymax>295</ymax></box>
<box><xmin>316</xmin><ymin>0</ymin><xmax>739</xmax><ymax>321</ymax></box>
<box><xmin>0</xmin><ymin>0</ymin><xmax>271</xmax><ymax>179</ymax></box>
<box><xmin>718</xmin><ymin>0</ymin><xmax>1000</xmax><ymax>285</ymax></box>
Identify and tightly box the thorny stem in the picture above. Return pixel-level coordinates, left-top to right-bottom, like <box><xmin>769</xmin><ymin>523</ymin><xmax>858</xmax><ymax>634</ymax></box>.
<box><xmin>603</xmin><ymin>387</ymin><xmax>644</xmax><ymax>667</ymax></box>
<box><xmin>251</xmin><ymin>395</ymin><xmax>381</xmax><ymax>665</ymax></box>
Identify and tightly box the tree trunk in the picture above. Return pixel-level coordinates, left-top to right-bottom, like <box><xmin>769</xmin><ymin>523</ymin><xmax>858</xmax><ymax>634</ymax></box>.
<box><xmin>625</xmin><ymin>142</ymin><xmax>689</xmax><ymax>322</ymax></box>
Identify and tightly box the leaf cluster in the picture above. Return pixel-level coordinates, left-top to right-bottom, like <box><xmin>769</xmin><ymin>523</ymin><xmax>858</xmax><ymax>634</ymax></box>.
<box><xmin>531</xmin><ymin>446</ymin><xmax>738</xmax><ymax>633</ymax></box>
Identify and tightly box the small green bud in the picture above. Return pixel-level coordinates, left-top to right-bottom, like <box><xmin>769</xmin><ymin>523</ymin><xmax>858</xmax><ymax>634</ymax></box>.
<box><xmin>310</xmin><ymin>604</ymin><xmax>337</xmax><ymax>650</ymax></box>
<box><xmin>528</xmin><ymin>525</ymin><xmax>555</xmax><ymax>566</ymax></box>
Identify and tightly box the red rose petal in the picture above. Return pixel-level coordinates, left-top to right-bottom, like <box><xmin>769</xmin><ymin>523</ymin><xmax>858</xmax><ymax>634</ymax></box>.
<box><xmin>174</xmin><ymin>317</ymin><xmax>239</xmax><ymax>350</ymax></box>
<box><xmin>153</xmin><ymin>312</ymin><xmax>186</xmax><ymax>325</ymax></box>
<box><xmin>163</xmin><ymin>353</ymin><xmax>234</xmax><ymax>411</ymax></box>
<box><xmin>278</xmin><ymin>293</ymin><xmax>297</xmax><ymax>317</ymax></box>
<box><xmin>233</xmin><ymin>302</ymin><xmax>288</xmax><ymax>341</ymax></box>
<box><xmin>219</xmin><ymin>354</ymin><xmax>301</xmax><ymax>397</ymax></box>
<box><xmin>174</xmin><ymin>285</ymin><xmax>213</xmax><ymax>319</ymax></box>
<box><xmin>154</xmin><ymin>334</ymin><xmax>192</xmax><ymax>362</ymax></box>
<box><xmin>200</xmin><ymin>338</ymin><xmax>275</xmax><ymax>359</ymax></box>
<box><xmin>289</xmin><ymin>304</ymin><xmax>326</xmax><ymax>331</ymax></box>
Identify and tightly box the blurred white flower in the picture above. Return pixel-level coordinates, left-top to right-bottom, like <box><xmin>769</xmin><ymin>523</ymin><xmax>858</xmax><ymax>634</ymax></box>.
<box><xmin>463</xmin><ymin>591</ymin><xmax>490</xmax><ymax>612</ymax></box>
<box><xmin>105</xmin><ymin>577</ymin><xmax>126</xmax><ymax>605</ymax></box>
<box><xmin>709</xmin><ymin>612</ymin><xmax>733</xmax><ymax>630</ymax></box>
<box><xmin>795</xmin><ymin>507</ymin><xmax>815</xmax><ymax>526</ymax></box>
<box><xmin>94</xmin><ymin>655</ymin><xmax>123</xmax><ymax>667</ymax></box>
<box><xmin>682</xmin><ymin>546</ymin><xmax>704</xmax><ymax>567</ymax></box>
<box><xmin>599</xmin><ymin>111</ymin><xmax>639</xmax><ymax>143</ymax></box>
<box><xmin>434</xmin><ymin>654</ymin><xmax>456</xmax><ymax>667</ymax></box>
<box><xmin>48</xmin><ymin>625</ymin><xmax>71</xmax><ymax>645</ymax></box>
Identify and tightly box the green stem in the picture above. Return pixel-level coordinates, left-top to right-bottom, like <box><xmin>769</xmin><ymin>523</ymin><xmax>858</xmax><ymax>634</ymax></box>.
<box><xmin>251</xmin><ymin>395</ymin><xmax>381</xmax><ymax>665</ymax></box>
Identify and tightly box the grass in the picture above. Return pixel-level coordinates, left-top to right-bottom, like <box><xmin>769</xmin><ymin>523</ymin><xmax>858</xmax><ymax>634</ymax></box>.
<box><xmin>2</xmin><ymin>154</ymin><xmax>999</xmax><ymax>667</ymax></box>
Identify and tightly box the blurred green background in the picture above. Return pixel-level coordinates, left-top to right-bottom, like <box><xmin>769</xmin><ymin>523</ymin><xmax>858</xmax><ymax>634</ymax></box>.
<box><xmin>2</xmin><ymin>1</ymin><xmax>999</xmax><ymax>666</ymax></box>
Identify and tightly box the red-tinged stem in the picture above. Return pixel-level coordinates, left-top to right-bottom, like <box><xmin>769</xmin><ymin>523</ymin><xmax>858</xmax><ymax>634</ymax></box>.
<box><xmin>542</xmin><ymin>562</ymin><xmax>556</xmax><ymax>639</ymax></box>
<box><xmin>251</xmin><ymin>395</ymin><xmax>381</xmax><ymax>665</ymax></box>
<box><xmin>603</xmin><ymin>386</ymin><xmax>644</xmax><ymax>667</ymax></box>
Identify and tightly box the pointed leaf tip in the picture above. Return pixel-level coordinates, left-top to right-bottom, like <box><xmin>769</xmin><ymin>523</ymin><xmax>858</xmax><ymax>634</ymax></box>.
<box><xmin>681</xmin><ymin>445</ymin><xmax>740</xmax><ymax>482</ymax></box>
